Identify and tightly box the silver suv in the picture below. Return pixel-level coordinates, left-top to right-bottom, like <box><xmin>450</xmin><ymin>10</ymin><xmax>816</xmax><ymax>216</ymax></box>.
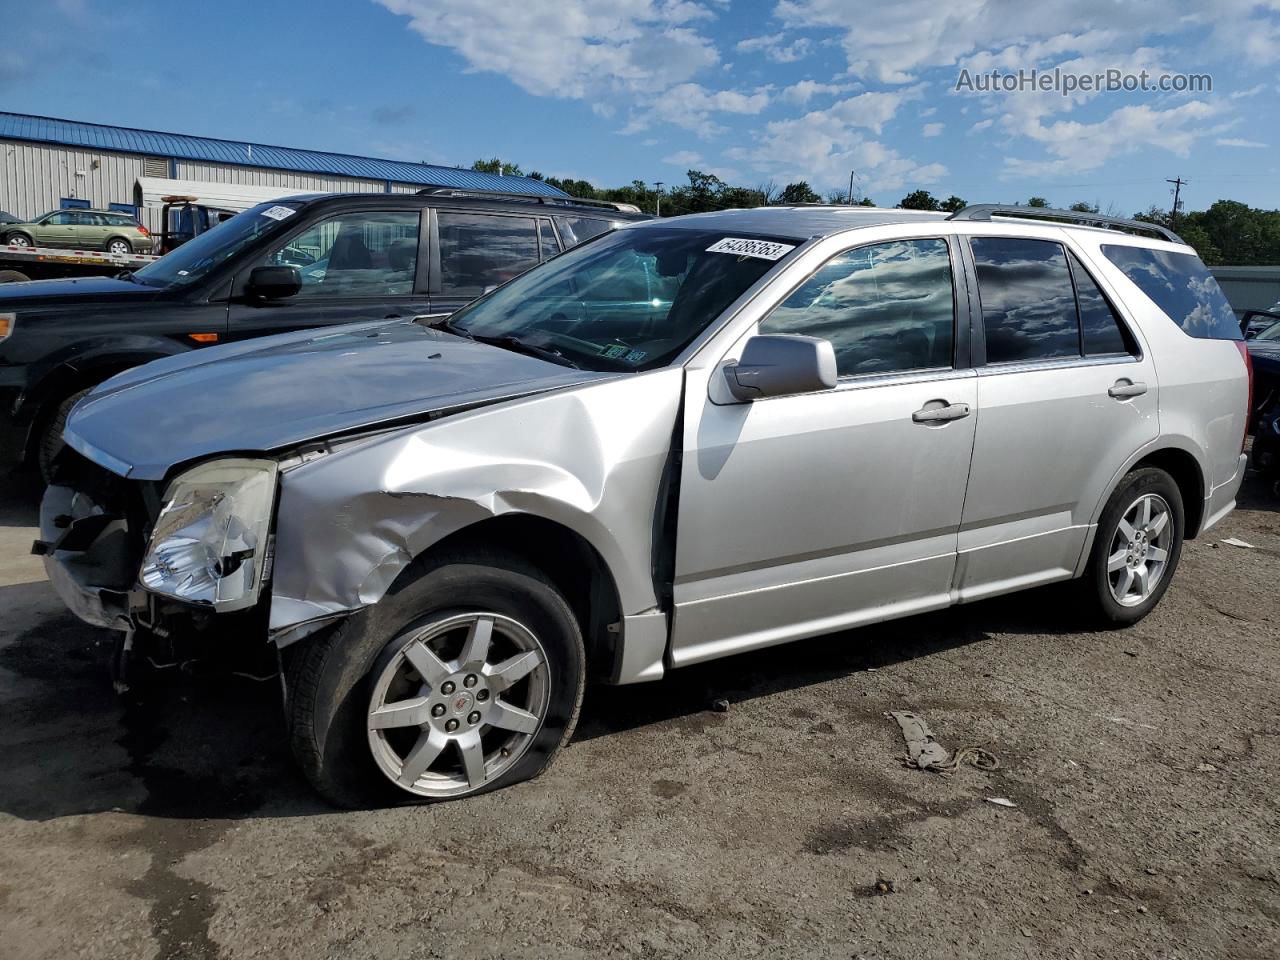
<box><xmin>40</xmin><ymin>204</ymin><xmax>1251</xmax><ymax>806</ymax></box>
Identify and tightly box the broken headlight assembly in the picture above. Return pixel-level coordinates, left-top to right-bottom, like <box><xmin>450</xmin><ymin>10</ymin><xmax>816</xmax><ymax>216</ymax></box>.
<box><xmin>140</xmin><ymin>458</ymin><xmax>278</xmax><ymax>611</ymax></box>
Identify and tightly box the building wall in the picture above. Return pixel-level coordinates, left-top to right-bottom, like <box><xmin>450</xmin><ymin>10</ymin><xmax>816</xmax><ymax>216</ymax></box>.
<box><xmin>1211</xmin><ymin>265</ymin><xmax>1280</xmax><ymax>318</ymax></box>
<box><xmin>0</xmin><ymin>138</ymin><xmax>417</xmax><ymax>235</ymax></box>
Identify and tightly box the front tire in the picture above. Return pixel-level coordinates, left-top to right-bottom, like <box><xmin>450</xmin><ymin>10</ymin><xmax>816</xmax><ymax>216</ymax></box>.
<box><xmin>5</xmin><ymin>232</ymin><xmax>32</xmax><ymax>248</ymax></box>
<box><xmin>1084</xmin><ymin>467</ymin><xmax>1184</xmax><ymax>625</ymax></box>
<box><xmin>287</xmin><ymin>548</ymin><xmax>585</xmax><ymax>807</ymax></box>
<box><xmin>38</xmin><ymin>387</ymin><xmax>91</xmax><ymax>483</ymax></box>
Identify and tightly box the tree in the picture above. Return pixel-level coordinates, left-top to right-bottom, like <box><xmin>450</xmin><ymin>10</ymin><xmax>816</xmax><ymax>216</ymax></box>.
<box><xmin>778</xmin><ymin>181</ymin><xmax>822</xmax><ymax>205</ymax></box>
<box><xmin>857</xmin><ymin>197</ymin><xmax>876</xmax><ymax>206</ymax></box>
<box><xmin>940</xmin><ymin>195</ymin><xmax>967</xmax><ymax>213</ymax></box>
<box><xmin>1069</xmin><ymin>201</ymin><xmax>1099</xmax><ymax>213</ymax></box>
<box><xmin>898</xmin><ymin>190</ymin><xmax>940</xmax><ymax>210</ymax></box>
<box><xmin>1027</xmin><ymin>196</ymin><xmax>1050</xmax><ymax>207</ymax></box>
<box><xmin>471</xmin><ymin>157</ymin><xmax>523</xmax><ymax>176</ymax></box>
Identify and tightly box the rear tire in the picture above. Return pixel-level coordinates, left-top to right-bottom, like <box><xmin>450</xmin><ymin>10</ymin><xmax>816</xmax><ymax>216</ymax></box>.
<box><xmin>106</xmin><ymin>237</ymin><xmax>132</xmax><ymax>255</ymax></box>
<box><xmin>1084</xmin><ymin>467</ymin><xmax>1184</xmax><ymax>625</ymax></box>
<box><xmin>286</xmin><ymin>547</ymin><xmax>585</xmax><ymax>808</ymax></box>
<box><xmin>37</xmin><ymin>388</ymin><xmax>91</xmax><ymax>483</ymax></box>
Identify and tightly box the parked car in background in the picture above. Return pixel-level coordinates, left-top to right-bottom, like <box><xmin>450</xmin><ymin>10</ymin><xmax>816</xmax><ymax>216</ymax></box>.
<box><xmin>38</xmin><ymin>204</ymin><xmax>1249</xmax><ymax>808</ymax></box>
<box><xmin>1243</xmin><ymin>311</ymin><xmax>1280</xmax><ymax>427</ymax></box>
<box><xmin>0</xmin><ymin>210</ymin><xmax>20</xmax><ymax>227</ymax></box>
<box><xmin>1243</xmin><ymin>307</ymin><xmax>1279</xmax><ymax>339</ymax></box>
<box><xmin>1251</xmin><ymin>401</ymin><xmax>1280</xmax><ymax>495</ymax></box>
<box><xmin>0</xmin><ymin>188</ymin><xmax>647</xmax><ymax>478</ymax></box>
<box><xmin>2</xmin><ymin>208</ymin><xmax>154</xmax><ymax>254</ymax></box>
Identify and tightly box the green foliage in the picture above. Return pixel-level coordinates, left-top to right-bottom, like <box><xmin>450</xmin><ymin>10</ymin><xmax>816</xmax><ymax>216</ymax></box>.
<box><xmin>779</xmin><ymin>181</ymin><xmax>822</xmax><ymax>205</ymax></box>
<box><xmin>1027</xmin><ymin>196</ymin><xmax>1050</xmax><ymax>207</ymax></box>
<box><xmin>1134</xmin><ymin>200</ymin><xmax>1280</xmax><ymax>265</ymax></box>
<box><xmin>940</xmin><ymin>195</ymin><xmax>967</xmax><ymax>213</ymax></box>
<box><xmin>898</xmin><ymin>190</ymin><xmax>940</xmax><ymax>211</ymax></box>
<box><xmin>471</xmin><ymin>157</ymin><xmax>523</xmax><ymax>176</ymax></box>
<box><xmin>1069</xmin><ymin>201</ymin><xmax>1100</xmax><ymax>213</ymax></box>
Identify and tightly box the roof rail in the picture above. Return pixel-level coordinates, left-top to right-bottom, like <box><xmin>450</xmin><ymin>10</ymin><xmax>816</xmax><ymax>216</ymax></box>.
<box><xmin>946</xmin><ymin>204</ymin><xmax>1184</xmax><ymax>244</ymax></box>
<box><xmin>414</xmin><ymin>185</ymin><xmax>642</xmax><ymax>214</ymax></box>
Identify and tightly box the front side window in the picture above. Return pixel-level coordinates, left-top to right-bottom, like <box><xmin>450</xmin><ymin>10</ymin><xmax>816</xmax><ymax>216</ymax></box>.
<box><xmin>554</xmin><ymin>215</ymin><xmax>615</xmax><ymax>247</ymax></box>
<box><xmin>1100</xmin><ymin>244</ymin><xmax>1240</xmax><ymax>340</ymax></box>
<box><xmin>760</xmin><ymin>238</ymin><xmax>955</xmax><ymax>376</ymax></box>
<box><xmin>971</xmin><ymin>237</ymin><xmax>1079</xmax><ymax>363</ymax></box>
<box><xmin>438</xmin><ymin>212</ymin><xmax>538</xmax><ymax>295</ymax></box>
<box><xmin>269</xmin><ymin>211</ymin><xmax>420</xmax><ymax>296</ymax></box>
<box><xmin>448</xmin><ymin>226</ymin><xmax>792</xmax><ymax>372</ymax></box>
<box><xmin>46</xmin><ymin>211</ymin><xmax>74</xmax><ymax>225</ymax></box>
<box><xmin>132</xmin><ymin>200</ymin><xmax>303</xmax><ymax>288</ymax></box>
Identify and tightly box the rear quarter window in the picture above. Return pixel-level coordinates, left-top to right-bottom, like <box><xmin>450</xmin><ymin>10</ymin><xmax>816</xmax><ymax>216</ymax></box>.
<box><xmin>1100</xmin><ymin>244</ymin><xmax>1241</xmax><ymax>340</ymax></box>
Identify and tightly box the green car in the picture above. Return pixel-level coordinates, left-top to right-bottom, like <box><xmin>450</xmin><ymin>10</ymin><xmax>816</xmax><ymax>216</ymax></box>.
<box><xmin>2</xmin><ymin>208</ymin><xmax>154</xmax><ymax>254</ymax></box>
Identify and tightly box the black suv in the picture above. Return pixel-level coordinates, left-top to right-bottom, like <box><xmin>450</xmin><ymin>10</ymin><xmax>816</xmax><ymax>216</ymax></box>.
<box><xmin>0</xmin><ymin>188</ymin><xmax>647</xmax><ymax>477</ymax></box>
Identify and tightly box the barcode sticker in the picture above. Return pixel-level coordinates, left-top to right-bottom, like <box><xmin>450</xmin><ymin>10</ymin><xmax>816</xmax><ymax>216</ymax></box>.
<box><xmin>260</xmin><ymin>205</ymin><xmax>296</xmax><ymax>221</ymax></box>
<box><xmin>706</xmin><ymin>237</ymin><xmax>796</xmax><ymax>260</ymax></box>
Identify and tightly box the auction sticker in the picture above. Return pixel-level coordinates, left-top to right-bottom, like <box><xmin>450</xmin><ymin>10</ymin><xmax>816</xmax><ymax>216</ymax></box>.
<box><xmin>260</xmin><ymin>205</ymin><xmax>297</xmax><ymax>221</ymax></box>
<box><xmin>706</xmin><ymin>237</ymin><xmax>796</xmax><ymax>260</ymax></box>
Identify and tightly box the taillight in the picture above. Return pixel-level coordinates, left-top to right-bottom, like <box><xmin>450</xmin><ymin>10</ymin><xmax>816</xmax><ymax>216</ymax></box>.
<box><xmin>137</xmin><ymin>226</ymin><xmax>150</xmax><ymax>236</ymax></box>
<box><xmin>1235</xmin><ymin>340</ymin><xmax>1253</xmax><ymax>450</ymax></box>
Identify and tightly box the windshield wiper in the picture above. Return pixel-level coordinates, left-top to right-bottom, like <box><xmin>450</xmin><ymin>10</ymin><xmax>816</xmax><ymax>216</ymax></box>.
<box><xmin>420</xmin><ymin>314</ymin><xmax>474</xmax><ymax>340</ymax></box>
<box><xmin>470</xmin><ymin>333</ymin><xmax>582</xmax><ymax>369</ymax></box>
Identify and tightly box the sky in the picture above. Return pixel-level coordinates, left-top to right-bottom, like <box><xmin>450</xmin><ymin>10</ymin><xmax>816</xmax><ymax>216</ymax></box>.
<box><xmin>4</xmin><ymin>0</ymin><xmax>1279</xmax><ymax>214</ymax></box>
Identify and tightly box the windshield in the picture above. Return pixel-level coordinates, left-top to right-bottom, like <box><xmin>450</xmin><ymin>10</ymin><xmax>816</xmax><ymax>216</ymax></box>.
<box><xmin>448</xmin><ymin>226</ymin><xmax>796</xmax><ymax>372</ymax></box>
<box><xmin>132</xmin><ymin>201</ymin><xmax>302</xmax><ymax>287</ymax></box>
<box><xmin>1258</xmin><ymin>320</ymin><xmax>1280</xmax><ymax>342</ymax></box>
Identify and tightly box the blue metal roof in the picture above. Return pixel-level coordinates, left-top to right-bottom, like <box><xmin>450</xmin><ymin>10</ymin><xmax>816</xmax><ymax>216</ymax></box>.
<box><xmin>0</xmin><ymin>112</ymin><xmax>569</xmax><ymax>197</ymax></box>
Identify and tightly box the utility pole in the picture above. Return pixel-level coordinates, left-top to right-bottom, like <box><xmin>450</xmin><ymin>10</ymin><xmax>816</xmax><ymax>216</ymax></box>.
<box><xmin>653</xmin><ymin>182</ymin><xmax>664</xmax><ymax>217</ymax></box>
<box><xmin>846</xmin><ymin>170</ymin><xmax>856</xmax><ymax>205</ymax></box>
<box><xmin>1166</xmin><ymin>177</ymin><xmax>1186</xmax><ymax>229</ymax></box>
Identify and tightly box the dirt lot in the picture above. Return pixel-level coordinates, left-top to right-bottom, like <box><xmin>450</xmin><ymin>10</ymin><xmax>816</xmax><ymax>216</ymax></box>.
<box><xmin>1</xmin><ymin>468</ymin><xmax>1278</xmax><ymax>960</ymax></box>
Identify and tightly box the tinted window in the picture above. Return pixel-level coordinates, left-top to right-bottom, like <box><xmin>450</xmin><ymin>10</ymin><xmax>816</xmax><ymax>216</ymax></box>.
<box><xmin>47</xmin><ymin>212</ymin><xmax>74</xmax><ymax>225</ymax></box>
<box><xmin>1067</xmin><ymin>251</ymin><xmax>1131</xmax><ymax>356</ymax></box>
<box><xmin>106</xmin><ymin>214</ymin><xmax>136</xmax><ymax>227</ymax></box>
<box><xmin>438</xmin><ymin>212</ymin><xmax>538</xmax><ymax>295</ymax></box>
<box><xmin>538</xmin><ymin>219</ymin><xmax>559</xmax><ymax>259</ymax></box>
<box><xmin>761</xmin><ymin>238</ymin><xmax>954</xmax><ymax>376</ymax></box>
<box><xmin>269</xmin><ymin>211</ymin><xmax>420</xmax><ymax>296</ymax></box>
<box><xmin>972</xmin><ymin>237</ymin><xmax>1078</xmax><ymax>362</ymax></box>
<box><xmin>132</xmin><ymin>200</ymin><xmax>302</xmax><ymax>288</ymax></box>
<box><xmin>554</xmin><ymin>215</ymin><xmax>614</xmax><ymax>247</ymax></box>
<box><xmin>1100</xmin><ymin>244</ymin><xmax>1241</xmax><ymax>340</ymax></box>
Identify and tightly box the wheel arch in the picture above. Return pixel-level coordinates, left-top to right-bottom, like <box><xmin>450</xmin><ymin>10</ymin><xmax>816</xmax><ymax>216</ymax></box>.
<box><xmin>1130</xmin><ymin>446</ymin><xmax>1205</xmax><ymax>538</ymax></box>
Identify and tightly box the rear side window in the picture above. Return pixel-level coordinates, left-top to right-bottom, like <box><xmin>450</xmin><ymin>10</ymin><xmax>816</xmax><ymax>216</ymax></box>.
<box><xmin>1067</xmin><ymin>251</ymin><xmax>1133</xmax><ymax>356</ymax></box>
<box><xmin>438</xmin><ymin>212</ymin><xmax>539</xmax><ymax>295</ymax></box>
<box><xmin>760</xmin><ymin>238</ymin><xmax>955</xmax><ymax>377</ymax></box>
<box><xmin>1100</xmin><ymin>244</ymin><xmax>1241</xmax><ymax>340</ymax></box>
<box><xmin>971</xmin><ymin>237</ymin><xmax>1078</xmax><ymax>362</ymax></box>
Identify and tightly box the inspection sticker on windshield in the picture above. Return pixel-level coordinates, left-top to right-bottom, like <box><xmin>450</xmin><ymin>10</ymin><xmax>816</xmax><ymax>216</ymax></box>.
<box><xmin>260</xmin><ymin>205</ymin><xmax>296</xmax><ymax>221</ymax></box>
<box><xmin>706</xmin><ymin>237</ymin><xmax>795</xmax><ymax>260</ymax></box>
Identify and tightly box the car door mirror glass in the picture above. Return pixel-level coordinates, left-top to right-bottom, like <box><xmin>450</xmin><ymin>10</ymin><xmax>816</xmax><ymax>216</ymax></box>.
<box><xmin>724</xmin><ymin>334</ymin><xmax>838</xmax><ymax>401</ymax></box>
<box><xmin>247</xmin><ymin>265</ymin><xmax>302</xmax><ymax>300</ymax></box>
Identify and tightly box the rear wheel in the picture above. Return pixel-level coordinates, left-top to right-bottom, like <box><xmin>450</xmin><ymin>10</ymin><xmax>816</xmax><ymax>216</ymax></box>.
<box><xmin>37</xmin><ymin>388</ymin><xmax>91</xmax><ymax>483</ymax></box>
<box><xmin>106</xmin><ymin>237</ymin><xmax>132</xmax><ymax>255</ymax></box>
<box><xmin>287</xmin><ymin>548</ymin><xmax>585</xmax><ymax>807</ymax></box>
<box><xmin>0</xmin><ymin>269</ymin><xmax>31</xmax><ymax>283</ymax></box>
<box><xmin>1084</xmin><ymin>467</ymin><xmax>1184</xmax><ymax>625</ymax></box>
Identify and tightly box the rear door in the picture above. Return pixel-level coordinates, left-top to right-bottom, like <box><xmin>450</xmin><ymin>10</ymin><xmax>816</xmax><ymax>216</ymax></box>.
<box><xmin>428</xmin><ymin>209</ymin><xmax>544</xmax><ymax>315</ymax></box>
<box><xmin>954</xmin><ymin>232</ymin><xmax>1158</xmax><ymax>601</ymax></box>
<box><xmin>225</xmin><ymin>207</ymin><xmax>430</xmax><ymax>340</ymax></box>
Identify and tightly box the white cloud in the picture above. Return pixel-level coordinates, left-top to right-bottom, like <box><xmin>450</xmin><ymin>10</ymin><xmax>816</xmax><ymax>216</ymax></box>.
<box><xmin>736</xmin><ymin>34</ymin><xmax>812</xmax><ymax>63</ymax></box>
<box><xmin>780</xmin><ymin>79</ymin><xmax>852</xmax><ymax>104</ymax></box>
<box><xmin>1230</xmin><ymin>83</ymin><xmax>1266</xmax><ymax>99</ymax></box>
<box><xmin>375</xmin><ymin>0</ymin><xmax>720</xmax><ymax>99</ymax></box>
<box><xmin>1217</xmin><ymin>137</ymin><xmax>1268</xmax><ymax>148</ymax></box>
<box><xmin>922</xmin><ymin>122</ymin><xmax>943</xmax><ymax>137</ymax></box>
<box><xmin>968</xmin><ymin>118</ymin><xmax>995</xmax><ymax>134</ymax></box>
<box><xmin>663</xmin><ymin>149</ymin><xmax>703</xmax><ymax>164</ymax></box>
<box><xmin>624</xmin><ymin>82</ymin><xmax>771</xmax><ymax>136</ymax></box>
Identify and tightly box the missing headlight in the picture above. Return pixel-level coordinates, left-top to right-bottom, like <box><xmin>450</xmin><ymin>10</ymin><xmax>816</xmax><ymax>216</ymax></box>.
<box><xmin>140</xmin><ymin>458</ymin><xmax>278</xmax><ymax>611</ymax></box>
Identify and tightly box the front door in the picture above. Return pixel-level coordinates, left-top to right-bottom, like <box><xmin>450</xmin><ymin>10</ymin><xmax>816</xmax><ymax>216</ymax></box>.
<box><xmin>669</xmin><ymin>236</ymin><xmax>978</xmax><ymax>666</ymax></box>
<box><xmin>226</xmin><ymin>208</ymin><xmax>430</xmax><ymax>341</ymax></box>
<box><xmin>954</xmin><ymin>235</ymin><xmax>1159</xmax><ymax>600</ymax></box>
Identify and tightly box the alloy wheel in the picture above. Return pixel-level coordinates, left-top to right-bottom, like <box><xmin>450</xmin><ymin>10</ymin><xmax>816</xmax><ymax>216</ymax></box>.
<box><xmin>108</xmin><ymin>240</ymin><xmax>130</xmax><ymax>254</ymax></box>
<box><xmin>366</xmin><ymin>612</ymin><xmax>550</xmax><ymax>798</ymax></box>
<box><xmin>8</xmin><ymin>235</ymin><xmax>30</xmax><ymax>247</ymax></box>
<box><xmin>1106</xmin><ymin>493</ymin><xmax>1172</xmax><ymax>606</ymax></box>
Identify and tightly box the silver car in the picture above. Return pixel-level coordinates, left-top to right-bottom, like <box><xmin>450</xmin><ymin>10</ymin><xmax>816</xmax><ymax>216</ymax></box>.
<box><xmin>39</xmin><ymin>205</ymin><xmax>1250</xmax><ymax>806</ymax></box>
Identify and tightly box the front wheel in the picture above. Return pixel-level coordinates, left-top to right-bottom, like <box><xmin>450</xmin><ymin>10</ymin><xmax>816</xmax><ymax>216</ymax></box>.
<box><xmin>287</xmin><ymin>548</ymin><xmax>585</xmax><ymax>807</ymax></box>
<box><xmin>1084</xmin><ymin>467</ymin><xmax>1184</xmax><ymax>625</ymax></box>
<box><xmin>38</xmin><ymin>387</ymin><xmax>91</xmax><ymax>483</ymax></box>
<box><xmin>5</xmin><ymin>233</ymin><xmax>32</xmax><ymax>248</ymax></box>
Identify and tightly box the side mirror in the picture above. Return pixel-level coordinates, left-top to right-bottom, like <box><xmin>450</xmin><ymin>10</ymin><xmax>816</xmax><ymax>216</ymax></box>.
<box><xmin>247</xmin><ymin>265</ymin><xmax>302</xmax><ymax>300</ymax></box>
<box><xmin>723</xmin><ymin>334</ymin><xmax>837</xmax><ymax>402</ymax></box>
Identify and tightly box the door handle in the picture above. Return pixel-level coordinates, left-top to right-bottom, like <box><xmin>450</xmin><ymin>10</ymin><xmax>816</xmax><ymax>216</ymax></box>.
<box><xmin>1108</xmin><ymin>380</ymin><xmax>1147</xmax><ymax>399</ymax></box>
<box><xmin>912</xmin><ymin>402</ymin><xmax>970</xmax><ymax>423</ymax></box>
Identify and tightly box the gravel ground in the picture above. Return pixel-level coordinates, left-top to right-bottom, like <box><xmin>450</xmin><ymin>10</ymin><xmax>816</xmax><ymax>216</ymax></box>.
<box><xmin>1</xmin><ymin>468</ymin><xmax>1278</xmax><ymax>960</ymax></box>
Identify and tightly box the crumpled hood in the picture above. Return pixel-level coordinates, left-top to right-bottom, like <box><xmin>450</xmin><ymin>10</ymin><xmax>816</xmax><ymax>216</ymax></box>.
<box><xmin>65</xmin><ymin>320</ymin><xmax>615</xmax><ymax>479</ymax></box>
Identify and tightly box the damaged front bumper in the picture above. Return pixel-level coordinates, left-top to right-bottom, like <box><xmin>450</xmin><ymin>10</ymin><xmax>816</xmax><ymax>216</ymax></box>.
<box><xmin>37</xmin><ymin>483</ymin><xmax>137</xmax><ymax>630</ymax></box>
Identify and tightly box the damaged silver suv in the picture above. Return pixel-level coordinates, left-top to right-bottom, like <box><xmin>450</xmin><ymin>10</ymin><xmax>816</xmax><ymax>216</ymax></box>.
<box><xmin>40</xmin><ymin>204</ymin><xmax>1251</xmax><ymax>806</ymax></box>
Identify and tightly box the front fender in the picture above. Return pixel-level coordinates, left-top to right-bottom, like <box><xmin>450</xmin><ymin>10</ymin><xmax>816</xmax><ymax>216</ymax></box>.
<box><xmin>268</xmin><ymin>369</ymin><xmax>684</xmax><ymax>642</ymax></box>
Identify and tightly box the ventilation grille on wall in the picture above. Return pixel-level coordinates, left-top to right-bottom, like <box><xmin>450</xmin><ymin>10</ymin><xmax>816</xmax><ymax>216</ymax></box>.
<box><xmin>142</xmin><ymin>156</ymin><xmax>168</xmax><ymax>178</ymax></box>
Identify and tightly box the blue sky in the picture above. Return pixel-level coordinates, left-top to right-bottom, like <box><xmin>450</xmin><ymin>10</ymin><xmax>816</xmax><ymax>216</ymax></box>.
<box><xmin>4</xmin><ymin>0</ymin><xmax>1279</xmax><ymax>213</ymax></box>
